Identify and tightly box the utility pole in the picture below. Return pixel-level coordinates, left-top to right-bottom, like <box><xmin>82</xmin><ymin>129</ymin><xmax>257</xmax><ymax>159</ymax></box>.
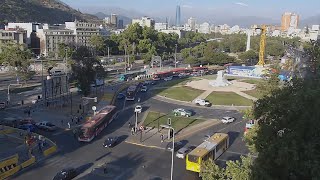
<box><xmin>175</xmin><ymin>44</ymin><xmax>177</xmax><ymax>68</ymax></box>
<box><xmin>107</xmin><ymin>46</ymin><xmax>110</xmax><ymax>59</ymax></box>
<box><xmin>124</xmin><ymin>46</ymin><xmax>127</xmax><ymax>74</ymax></box>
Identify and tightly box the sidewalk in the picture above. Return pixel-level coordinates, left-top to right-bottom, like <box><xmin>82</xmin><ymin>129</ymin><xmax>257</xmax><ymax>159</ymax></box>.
<box><xmin>193</xmin><ymin>89</ymin><xmax>214</xmax><ymax>101</ymax></box>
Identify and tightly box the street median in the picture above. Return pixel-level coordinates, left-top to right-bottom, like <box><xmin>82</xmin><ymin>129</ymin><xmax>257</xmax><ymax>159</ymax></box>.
<box><xmin>43</xmin><ymin>145</ymin><xmax>57</xmax><ymax>157</ymax></box>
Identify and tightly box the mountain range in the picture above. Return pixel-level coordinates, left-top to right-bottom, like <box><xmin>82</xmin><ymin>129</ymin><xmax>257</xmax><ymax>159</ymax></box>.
<box><xmin>0</xmin><ymin>0</ymin><xmax>98</xmax><ymax>24</ymax></box>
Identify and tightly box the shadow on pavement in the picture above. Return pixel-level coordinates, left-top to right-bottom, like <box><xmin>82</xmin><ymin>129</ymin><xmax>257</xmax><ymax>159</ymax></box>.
<box><xmin>76</xmin><ymin>162</ymin><xmax>94</xmax><ymax>174</ymax></box>
<box><xmin>95</xmin><ymin>152</ymin><xmax>111</xmax><ymax>162</ymax></box>
<box><xmin>227</xmin><ymin>131</ymin><xmax>240</xmax><ymax>146</ymax></box>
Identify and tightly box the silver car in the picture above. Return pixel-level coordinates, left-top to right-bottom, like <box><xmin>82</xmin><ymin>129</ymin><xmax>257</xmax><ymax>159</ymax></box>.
<box><xmin>176</xmin><ymin>147</ymin><xmax>191</xmax><ymax>159</ymax></box>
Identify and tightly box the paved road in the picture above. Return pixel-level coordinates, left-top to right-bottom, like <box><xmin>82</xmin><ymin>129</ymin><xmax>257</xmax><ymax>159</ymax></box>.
<box><xmin>9</xmin><ymin>80</ymin><xmax>247</xmax><ymax>180</ymax></box>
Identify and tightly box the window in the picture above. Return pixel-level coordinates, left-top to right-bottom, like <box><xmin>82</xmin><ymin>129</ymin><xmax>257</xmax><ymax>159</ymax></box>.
<box><xmin>188</xmin><ymin>155</ymin><xmax>199</xmax><ymax>163</ymax></box>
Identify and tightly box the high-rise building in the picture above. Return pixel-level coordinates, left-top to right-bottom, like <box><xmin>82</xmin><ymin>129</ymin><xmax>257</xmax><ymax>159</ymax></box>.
<box><xmin>281</xmin><ymin>12</ymin><xmax>299</xmax><ymax>31</ymax></box>
<box><xmin>104</xmin><ymin>17</ymin><xmax>111</xmax><ymax>24</ymax></box>
<box><xmin>65</xmin><ymin>20</ymin><xmax>99</xmax><ymax>47</ymax></box>
<box><xmin>154</xmin><ymin>23</ymin><xmax>168</xmax><ymax>31</ymax></box>
<box><xmin>187</xmin><ymin>17</ymin><xmax>196</xmax><ymax>31</ymax></box>
<box><xmin>176</xmin><ymin>5</ymin><xmax>181</xmax><ymax>27</ymax></box>
<box><xmin>118</xmin><ymin>20</ymin><xmax>124</xmax><ymax>29</ymax></box>
<box><xmin>0</xmin><ymin>28</ymin><xmax>27</xmax><ymax>52</ymax></box>
<box><xmin>111</xmin><ymin>14</ymin><xmax>118</xmax><ymax>26</ymax></box>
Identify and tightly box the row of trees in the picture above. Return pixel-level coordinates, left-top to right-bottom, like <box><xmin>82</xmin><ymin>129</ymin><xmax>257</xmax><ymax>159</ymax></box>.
<box><xmin>200</xmin><ymin>41</ymin><xmax>320</xmax><ymax>179</ymax></box>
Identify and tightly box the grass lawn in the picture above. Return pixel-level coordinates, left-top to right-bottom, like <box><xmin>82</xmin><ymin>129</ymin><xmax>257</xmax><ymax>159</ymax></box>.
<box><xmin>206</xmin><ymin>91</ymin><xmax>253</xmax><ymax>106</ymax></box>
<box><xmin>244</xmin><ymin>89</ymin><xmax>264</xmax><ymax>99</ymax></box>
<box><xmin>155</xmin><ymin>86</ymin><xmax>205</xmax><ymax>102</ymax></box>
<box><xmin>241</xmin><ymin>79</ymin><xmax>264</xmax><ymax>85</ymax></box>
<box><xmin>143</xmin><ymin>111</ymin><xmax>205</xmax><ymax>133</ymax></box>
<box><xmin>155</xmin><ymin>77</ymin><xmax>199</xmax><ymax>87</ymax></box>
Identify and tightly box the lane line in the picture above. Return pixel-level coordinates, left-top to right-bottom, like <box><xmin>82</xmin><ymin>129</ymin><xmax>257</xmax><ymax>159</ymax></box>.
<box><xmin>124</xmin><ymin>140</ymin><xmax>165</xmax><ymax>150</ymax></box>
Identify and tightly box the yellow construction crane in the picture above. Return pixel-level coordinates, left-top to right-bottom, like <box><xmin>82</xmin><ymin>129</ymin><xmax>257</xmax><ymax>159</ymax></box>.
<box><xmin>256</xmin><ymin>25</ymin><xmax>267</xmax><ymax>66</ymax></box>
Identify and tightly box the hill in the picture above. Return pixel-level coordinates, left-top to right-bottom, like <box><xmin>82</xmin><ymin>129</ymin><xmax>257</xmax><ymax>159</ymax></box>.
<box><xmin>0</xmin><ymin>0</ymin><xmax>99</xmax><ymax>24</ymax></box>
<box><xmin>300</xmin><ymin>15</ymin><xmax>320</xmax><ymax>27</ymax></box>
<box><xmin>94</xmin><ymin>12</ymin><xmax>132</xmax><ymax>26</ymax></box>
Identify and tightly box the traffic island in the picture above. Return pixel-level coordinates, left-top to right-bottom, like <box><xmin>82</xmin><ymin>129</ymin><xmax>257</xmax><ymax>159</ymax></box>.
<box><xmin>125</xmin><ymin>111</ymin><xmax>220</xmax><ymax>149</ymax></box>
<box><xmin>205</xmin><ymin>91</ymin><xmax>254</xmax><ymax>106</ymax></box>
<box><xmin>153</xmin><ymin>87</ymin><xmax>204</xmax><ymax>102</ymax></box>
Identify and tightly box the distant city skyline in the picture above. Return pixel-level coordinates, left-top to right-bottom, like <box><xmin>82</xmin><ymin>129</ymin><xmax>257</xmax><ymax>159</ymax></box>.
<box><xmin>61</xmin><ymin>0</ymin><xmax>320</xmax><ymax>20</ymax></box>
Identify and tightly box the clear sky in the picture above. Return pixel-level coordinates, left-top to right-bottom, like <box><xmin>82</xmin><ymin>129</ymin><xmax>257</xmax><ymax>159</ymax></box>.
<box><xmin>61</xmin><ymin>0</ymin><xmax>320</xmax><ymax>19</ymax></box>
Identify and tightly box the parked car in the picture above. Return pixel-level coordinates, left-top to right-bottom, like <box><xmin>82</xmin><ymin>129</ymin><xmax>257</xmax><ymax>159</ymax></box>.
<box><xmin>134</xmin><ymin>105</ymin><xmax>142</xmax><ymax>113</ymax></box>
<box><xmin>18</xmin><ymin>124</ymin><xmax>37</xmax><ymax>132</ymax></box>
<box><xmin>117</xmin><ymin>93</ymin><xmax>125</xmax><ymax>99</ymax></box>
<box><xmin>176</xmin><ymin>147</ymin><xmax>192</xmax><ymax>159</ymax></box>
<box><xmin>194</xmin><ymin>99</ymin><xmax>211</xmax><ymax>107</ymax></box>
<box><xmin>53</xmin><ymin>168</ymin><xmax>78</xmax><ymax>180</ymax></box>
<box><xmin>164</xmin><ymin>76</ymin><xmax>173</xmax><ymax>81</ymax></box>
<box><xmin>172</xmin><ymin>108</ymin><xmax>192</xmax><ymax>117</ymax></box>
<box><xmin>140</xmin><ymin>86</ymin><xmax>148</xmax><ymax>92</ymax></box>
<box><xmin>221</xmin><ymin>117</ymin><xmax>236</xmax><ymax>124</ymax></box>
<box><xmin>0</xmin><ymin>102</ymin><xmax>6</xmax><ymax>109</ymax></box>
<box><xmin>166</xmin><ymin>141</ymin><xmax>183</xmax><ymax>152</ymax></box>
<box><xmin>103</xmin><ymin>136</ymin><xmax>119</xmax><ymax>148</ymax></box>
<box><xmin>36</xmin><ymin>121</ymin><xmax>57</xmax><ymax>131</ymax></box>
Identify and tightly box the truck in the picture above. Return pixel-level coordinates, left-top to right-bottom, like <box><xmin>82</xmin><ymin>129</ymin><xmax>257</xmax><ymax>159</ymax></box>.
<box><xmin>194</xmin><ymin>99</ymin><xmax>211</xmax><ymax>107</ymax></box>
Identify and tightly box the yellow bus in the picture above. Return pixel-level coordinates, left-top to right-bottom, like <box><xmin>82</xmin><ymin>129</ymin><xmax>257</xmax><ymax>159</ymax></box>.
<box><xmin>186</xmin><ymin>133</ymin><xmax>229</xmax><ymax>173</ymax></box>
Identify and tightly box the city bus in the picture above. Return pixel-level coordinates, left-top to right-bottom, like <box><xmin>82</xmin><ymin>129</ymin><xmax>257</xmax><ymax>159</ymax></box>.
<box><xmin>125</xmin><ymin>84</ymin><xmax>139</xmax><ymax>101</ymax></box>
<box><xmin>186</xmin><ymin>133</ymin><xmax>229</xmax><ymax>173</ymax></box>
<box><xmin>78</xmin><ymin>105</ymin><xmax>117</xmax><ymax>142</ymax></box>
<box><xmin>119</xmin><ymin>70</ymin><xmax>146</xmax><ymax>81</ymax></box>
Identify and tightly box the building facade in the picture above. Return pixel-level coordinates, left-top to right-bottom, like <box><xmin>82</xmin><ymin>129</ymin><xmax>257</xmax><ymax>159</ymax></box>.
<box><xmin>198</xmin><ymin>22</ymin><xmax>210</xmax><ymax>34</ymax></box>
<box><xmin>65</xmin><ymin>20</ymin><xmax>99</xmax><ymax>47</ymax></box>
<box><xmin>0</xmin><ymin>28</ymin><xmax>27</xmax><ymax>52</ymax></box>
<box><xmin>111</xmin><ymin>14</ymin><xmax>118</xmax><ymax>26</ymax></box>
<box><xmin>281</xmin><ymin>12</ymin><xmax>299</xmax><ymax>32</ymax></box>
<box><xmin>132</xmin><ymin>17</ymin><xmax>155</xmax><ymax>28</ymax></box>
<box><xmin>160</xmin><ymin>29</ymin><xmax>186</xmax><ymax>38</ymax></box>
<box><xmin>154</xmin><ymin>23</ymin><xmax>168</xmax><ymax>31</ymax></box>
<box><xmin>118</xmin><ymin>19</ymin><xmax>124</xmax><ymax>29</ymax></box>
<box><xmin>187</xmin><ymin>17</ymin><xmax>196</xmax><ymax>31</ymax></box>
<box><xmin>37</xmin><ymin>25</ymin><xmax>76</xmax><ymax>57</ymax></box>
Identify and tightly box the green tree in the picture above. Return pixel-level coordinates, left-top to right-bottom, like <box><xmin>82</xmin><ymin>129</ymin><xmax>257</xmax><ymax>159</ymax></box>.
<box><xmin>256</xmin><ymin>69</ymin><xmax>280</xmax><ymax>96</ymax></box>
<box><xmin>71</xmin><ymin>46</ymin><xmax>104</xmax><ymax>96</ymax></box>
<box><xmin>249</xmin><ymin>78</ymin><xmax>320</xmax><ymax>179</ymax></box>
<box><xmin>200</xmin><ymin>159</ymin><xmax>226</xmax><ymax>180</ymax></box>
<box><xmin>89</xmin><ymin>35</ymin><xmax>105</xmax><ymax>55</ymax></box>
<box><xmin>58</xmin><ymin>43</ymin><xmax>74</xmax><ymax>59</ymax></box>
<box><xmin>239</xmin><ymin>50</ymin><xmax>259</xmax><ymax>64</ymax></box>
<box><xmin>225</xmin><ymin>156</ymin><xmax>253</xmax><ymax>180</ymax></box>
<box><xmin>185</xmin><ymin>56</ymin><xmax>198</xmax><ymax>65</ymax></box>
<box><xmin>0</xmin><ymin>43</ymin><xmax>34</xmax><ymax>83</ymax></box>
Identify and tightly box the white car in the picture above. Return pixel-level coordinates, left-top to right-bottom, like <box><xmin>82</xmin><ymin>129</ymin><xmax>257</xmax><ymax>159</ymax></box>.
<box><xmin>194</xmin><ymin>99</ymin><xmax>211</xmax><ymax>107</ymax></box>
<box><xmin>140</xmin><ymin>86</ymin><xmax>148</xmax><ymax>92</ymax></box>
<box><xmin>134</xmin><ymin>105</ymin><xmax>142</xmax><ymax>113</ymax></box>
<box><xmin>164</xmin><ymin>76</ymin><xmax>173</xmax><ymax>81</ymax></box>
<box><xmin>176</xmin><ymin>147</ymin><xmax>191</xmax><ymax>159</ymax></box>
<box><xmin>221</xmin><ymin>117</ymin><xmax>235</xmax><ymax>124</ymax></box>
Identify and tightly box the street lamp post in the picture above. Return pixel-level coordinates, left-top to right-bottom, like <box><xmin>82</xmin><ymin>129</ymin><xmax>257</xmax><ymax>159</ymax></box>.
<box><xmin>175</xmin><ymin>44</ymin><xmax>177</xmax><ymax>68</ymax></box>
<box><xmin>160</xmin><ymin>125</ymin><xmax>175</xmax><ymax>180</ymax></box>
<box><xmin>7</xmin><ymin>84</ymin><xmax>22</xmax><ymax>104</ymax></box>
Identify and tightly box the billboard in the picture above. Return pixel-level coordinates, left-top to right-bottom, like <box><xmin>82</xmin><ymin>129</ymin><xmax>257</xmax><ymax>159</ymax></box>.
<box><xmin>227</xmin><ymin>66</ymin><xmax>266</xmax><ymax>78</ymax></box>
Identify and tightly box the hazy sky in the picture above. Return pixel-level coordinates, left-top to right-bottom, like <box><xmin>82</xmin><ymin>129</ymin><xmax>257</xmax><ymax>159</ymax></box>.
<box><xmin>61</xmin><ymin>0</ymin><xmax>320</xmax><ymax>19</ymax></box>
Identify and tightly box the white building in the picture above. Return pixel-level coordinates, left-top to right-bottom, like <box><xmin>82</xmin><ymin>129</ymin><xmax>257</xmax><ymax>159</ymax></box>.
<box><xmin>103</xmin><ymin>17</ymin><xmax>111</xmax><ymax>24</ymax></box>
<box><xmin>198</xmin><ymin>22</ymin><xmax>210</xmax><ymax>34</ymax></box>
<box><xmin>230</xmin><ymin>25</ymin><xmax>240</xmax><ymax>34</ymax></box>
<box><xmin>187</xmin><ymin>17</ymin><xmax>196</xmax><ymax>31</ymax></box>
<box><xmin>65</xmin><ymin>20</ymin><xmax>99</xmax><ymax>47</ymax></box>
<box><xmin>159</xmin><ymin>29</ymin><xmax>186</xmax><ymax>38</ymax></box>
<box><xmin>132</xmin><ymin>17</ymin><xmax>155</xmax><ymax>28</ymax></box>
<box><xmin>154</xmin><ymin>23</ymin><xmax>168</xmax><ymax>31</ymax></box>
<box><xmin>6</xmin><ymin>23</ymin><xmax>41</xmax><ymax>45</ymax></box>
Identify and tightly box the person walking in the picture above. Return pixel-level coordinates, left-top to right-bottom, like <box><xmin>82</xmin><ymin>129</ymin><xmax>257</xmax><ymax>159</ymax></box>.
<box><xmin>67</xmin><ymin>122</ymin><xmax>71</xmax><ymax>129</ymax></box>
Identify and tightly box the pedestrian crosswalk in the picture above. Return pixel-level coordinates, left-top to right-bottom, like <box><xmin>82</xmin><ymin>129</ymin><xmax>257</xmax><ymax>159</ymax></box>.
<box><xmin>43</xmin><ymin>155</ymin><xmax>87</xmax><ymax>169</ymax></box>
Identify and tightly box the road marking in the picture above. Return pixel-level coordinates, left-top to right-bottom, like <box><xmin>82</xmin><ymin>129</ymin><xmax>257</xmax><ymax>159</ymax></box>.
<box><xmin>175</xmin><ymin>120</ymin><xmax>221</xmax><ymax>141</ymax></box>
<box><xmin>124</xmin><ymin>140</ymin><xmax>165</xmax><ymax>150</ymax></box>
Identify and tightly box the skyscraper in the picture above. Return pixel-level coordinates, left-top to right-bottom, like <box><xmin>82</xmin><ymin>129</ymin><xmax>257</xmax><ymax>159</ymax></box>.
<box><xmin>176</xmin><ymin>5</ymin><xmax>181</xmax><ymax>27</ymax></box>
<box><xmin>281</xmin><ymin>12</ymin><xmax>299</xmax><ymax>31</ymax></box>
<box><xmin>111</xmin><ymin>14</ymin><xmax>118</xmax><ymax>26</ymax></box>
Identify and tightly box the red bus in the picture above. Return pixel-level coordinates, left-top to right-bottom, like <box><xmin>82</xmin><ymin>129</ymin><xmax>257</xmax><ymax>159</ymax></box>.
<box><xmin>78</xmin><ymin>105</ymin><xmax>117</xmax><ymax>142</ymax></box>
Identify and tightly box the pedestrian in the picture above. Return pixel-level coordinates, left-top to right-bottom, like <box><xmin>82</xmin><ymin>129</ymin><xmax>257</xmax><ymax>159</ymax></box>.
<box><xmin>77</xmin><ymin>117</ymin><xmax>80</xmax><ymax>123</ymax></box>
<box><xmin>128</xmin><ymin>122</ymin><xmax>131</xmax><ymax>128</ymax></box>
<box><xmin>38</xmin><ymin>142</ymin><xmax>42</xmax><ymax>152</ymax></box>
<box><xmin>131</xmin><ymin>127</ymin><xmax>134</xmax><ymax>135</ymax></box>
<box><xmin>68</xmin><ymin>122</ymin><xmax>71</xmax><ymax>129</ymax></box>
<box><xmin>71</xmin><ymin>116</ymin><xmax>74</xmax><ymax>123</ymax></box>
